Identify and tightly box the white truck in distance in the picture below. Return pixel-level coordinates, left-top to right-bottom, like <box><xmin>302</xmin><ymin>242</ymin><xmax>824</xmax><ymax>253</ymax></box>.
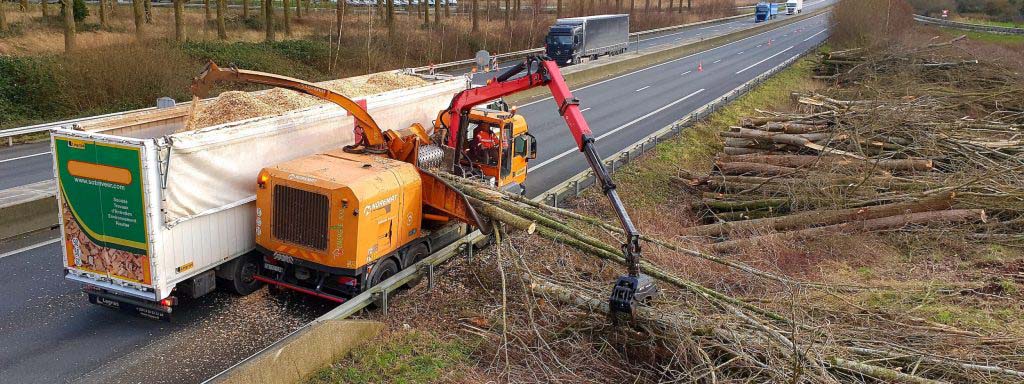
<box><xmin>786</xmin><ymin>0</ymin><xmax>803</xmax><ymax>15</ymax></box>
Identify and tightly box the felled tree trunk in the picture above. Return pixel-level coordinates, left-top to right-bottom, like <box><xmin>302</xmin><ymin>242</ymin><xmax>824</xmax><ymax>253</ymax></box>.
<box><xmin>681</xmin><ymin>192</ymin><xmax>956</xmax><ymax>238</ymax></box>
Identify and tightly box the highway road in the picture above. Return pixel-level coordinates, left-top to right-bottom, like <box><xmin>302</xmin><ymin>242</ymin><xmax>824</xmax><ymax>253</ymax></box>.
<box><xmin>0</xmin><ymin>4</ymin><xmax>832</xmax><ymax>383</ymax></box>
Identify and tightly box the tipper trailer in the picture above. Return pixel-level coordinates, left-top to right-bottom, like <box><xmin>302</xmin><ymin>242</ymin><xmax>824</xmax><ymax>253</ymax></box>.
<box><xmin>53</xmin><ymin>72</ymin><xmax>466</xmax><ymax>320</ymax></box>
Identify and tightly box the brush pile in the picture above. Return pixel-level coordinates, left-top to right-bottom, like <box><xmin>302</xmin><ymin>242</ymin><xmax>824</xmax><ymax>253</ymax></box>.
<box><xmin>414</xmin><ymin>34</ymin><xmax>1024</xmax><ymax>383</ymax></box>
<box><xmin>440</xmin><ymin>172</ymin><xmax>1024</xmax><ymax>383</ymax></box>
<box><xmin>676</xmin><ymin>36</ymin><xmax>1024</xmax><ymax>252</ymax></box>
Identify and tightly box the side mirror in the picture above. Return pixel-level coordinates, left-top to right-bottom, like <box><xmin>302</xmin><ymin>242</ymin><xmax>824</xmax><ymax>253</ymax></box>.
<box><xmin>527</xmin><ymin>133</ymin><xmax>537</xmax><ymax>160</ymax></box>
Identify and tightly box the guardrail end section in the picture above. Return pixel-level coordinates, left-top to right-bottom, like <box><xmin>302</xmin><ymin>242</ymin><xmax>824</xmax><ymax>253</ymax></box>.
<box><xmin>211</xmin><ymin>319</ymin><xmax>384</xmax><ymax>384</ymax></box>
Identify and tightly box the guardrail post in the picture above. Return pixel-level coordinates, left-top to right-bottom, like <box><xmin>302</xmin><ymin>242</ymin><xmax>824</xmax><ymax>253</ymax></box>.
<box><xmin>7</xmin><ymin>137</ymin><xmax>11</xmax><ymax>146</ymax></box>
<box><xmin>427</xmin><ymin>264</ymin><xmax>435</xmax><ymax>290</ymax></box>
<box><xmin>381</xmin><ymin>290</ymin><xmax>388</xmax><ymax>316</ymax></box>
<box><xmin>573</xmin><ymin>180</ymin><xmax>580</xmax><ymax>197</ymax></box>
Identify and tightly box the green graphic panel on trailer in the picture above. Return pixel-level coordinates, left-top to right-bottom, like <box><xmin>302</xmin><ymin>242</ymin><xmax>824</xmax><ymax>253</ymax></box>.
<box><xmin>55</xmin><ymin>137</ymin><xmax>149</xmax><ymax>254</ymax></box>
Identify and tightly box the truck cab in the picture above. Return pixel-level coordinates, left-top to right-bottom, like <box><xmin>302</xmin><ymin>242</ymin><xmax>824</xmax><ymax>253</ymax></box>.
<box><xmin>786</xmin><ymin>0</ymin><xmax>802</xmax><ymax>15</ymax></box>
<box><xmin>755</xmin><ymin>2</ymin><xmax>779</xmax><ymax>22</ymax></box>
<box><xmin>545</xmin><ymin>23</ymin><xmax>582</xmax><ymax>66</ymax></box>
<box><xmin>460</xmin><ymin>108</ymin><xmax>536</xmax><ymax>193</ymax></box>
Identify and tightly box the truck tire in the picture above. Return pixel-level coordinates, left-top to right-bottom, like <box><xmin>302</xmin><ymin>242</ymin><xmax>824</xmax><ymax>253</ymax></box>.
<box><xmin>403</xmin><ymin>244</ymin><xmax>430</xmax><ymax>288</ymax></box>
<box><xmin>228</xmin><ymin>253</ymin><xmax>263</xmax><ymax>296</ymax></box>
<box><xmin>369</xmin><ymin>258</ymin><xmax>399</xmax><ymax>308</ymax></box>
<box><xmin>370</xmin><ymin>258</ymin><xmax>399</xmax><ymax>288</ymax></box>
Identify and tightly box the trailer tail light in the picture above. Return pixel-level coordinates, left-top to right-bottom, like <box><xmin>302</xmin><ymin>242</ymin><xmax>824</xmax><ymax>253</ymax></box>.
<box><xmin>159</xmin><ymin>297</ymin><xmax>177</xmax><ymax>307</ymax></box>
<box><xmin>337</xmin><ymin>276</ymin><xmax>357</xmax><ymax>287</ymax></box>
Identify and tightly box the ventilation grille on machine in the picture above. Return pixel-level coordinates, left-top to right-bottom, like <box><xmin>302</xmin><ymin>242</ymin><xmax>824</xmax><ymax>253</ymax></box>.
<box><xmin>272</xmin><ymin>185</ymin><xmax>329</xmax><ymax>251</ymax></box>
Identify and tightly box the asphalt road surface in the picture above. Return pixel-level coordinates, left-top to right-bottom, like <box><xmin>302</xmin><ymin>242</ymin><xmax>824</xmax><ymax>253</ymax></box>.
<box><xmin>0</xmin><ymin>4</ymin><xmax>832</xmax><ymax>383</ymax></box>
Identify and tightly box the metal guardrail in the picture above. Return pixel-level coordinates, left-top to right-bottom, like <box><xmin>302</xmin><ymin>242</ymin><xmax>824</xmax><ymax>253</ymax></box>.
<box><xmin>2</xmin><ymin>12</ymin><xmax>755</xmax><ymax>146</ymax></box>
<box><xmin>914</xmin><ymin>14</ymin><xmax>1024</xmax><ymax>35</ymax></box>
<box><xmin>390</xmin><ymin>11</ymin><xmax>755</xmax><ymax>74</ymax></box>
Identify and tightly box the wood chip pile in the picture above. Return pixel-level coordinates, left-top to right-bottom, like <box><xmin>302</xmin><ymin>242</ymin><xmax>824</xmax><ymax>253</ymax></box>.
<box><xmin>181</xmin><ymin>72</ymin><xmax>429</xmax><ymax>131</ymax></box>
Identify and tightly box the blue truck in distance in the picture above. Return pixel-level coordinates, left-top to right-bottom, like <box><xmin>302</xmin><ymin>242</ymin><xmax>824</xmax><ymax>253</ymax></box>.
<box><xmin>755</xmin><ymin>2</ymin><xmax>782</xmax><ymax>22</ymax></box>
<box><xmin>545</xmin><ymin>14</ymin><xmax>630</xmax><ymax>66</ymax></box>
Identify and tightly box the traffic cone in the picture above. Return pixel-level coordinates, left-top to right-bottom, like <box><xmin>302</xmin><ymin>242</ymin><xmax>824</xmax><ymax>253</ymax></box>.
<box><xmin>698</xmin><ymin>61</ymin><xmax>703</xmax><ymax>72</ymax></box>
<box><xmin>768</xmin><ymin>39</ymin><xmax>772</xmax><ymax>47</ymax></box>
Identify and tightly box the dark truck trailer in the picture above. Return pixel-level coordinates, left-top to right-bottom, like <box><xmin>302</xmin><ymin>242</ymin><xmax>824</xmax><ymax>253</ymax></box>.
<box><xmin>546</xmin><ymin>14</ymin><xmax>630</xmax><ymax>66</ymax></box>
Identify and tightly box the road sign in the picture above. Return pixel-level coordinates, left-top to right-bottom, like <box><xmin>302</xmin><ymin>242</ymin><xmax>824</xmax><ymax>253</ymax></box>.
<box><xmin>475</xmin><ymin>50</ymin><xmax>491</xmax><ymax>69</ymax></box>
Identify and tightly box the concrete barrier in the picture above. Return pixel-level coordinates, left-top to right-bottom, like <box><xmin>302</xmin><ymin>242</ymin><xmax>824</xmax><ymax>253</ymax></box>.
<box><xmin>212</xmin><ymin>320</ymin><xmax>385</xmax><ymax>384</ymax></box>
<box><xmin>0</xmin><ymin>180</ymin><xmax>58</xmax><ymax>240</ymax></box>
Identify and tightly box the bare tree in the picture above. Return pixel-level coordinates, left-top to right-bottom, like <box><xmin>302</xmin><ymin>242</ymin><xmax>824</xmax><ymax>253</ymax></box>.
<box><xmin>630</xmin><ymin>0</ymin><xmax>634</xmax><ymax>14</ymax></box>
<box><xmin>132</xmin><ymin>0</ymin><xmax>145</xmax><ymax>38</ymax></box>
<box><xmin>423</xmin><ymin>0</ymin><xmax>428</xmax><ymax>26</ymax></box>
<box><xmin>243</xmin><ymin>0</ymin><xmax>248</xmax><ymax>19</ymax></box>
<box><xmin>265</xmin><ymin>0</ymin><xmax>275</xmax><ymax>41</ymax></box>
<box><xmin>204</xmin><ymin>0</ymin><xmax>211</xmax><ymax>21</ymax></box>
<box><xmin>217</xmin><ymin>0</ymin><xmax>227</xmax><ymax>39</ymax></box>
<box><xmin>556</xmin><ymin>0</ymin><xmax>561</xmax><ymax>17</ymax></box>
<box><xmin>0</xmin><ymin>0</ymin><xmax>6</xmax><ymax>33</ymax></box>
<box><xmin>504</xmin><ymin>0</ymin><xmax>509</xmax><ymax>28</ymax></box>
<box><xmin>472</xmin><ymin>0</ymin><xmax>479</xmax><ymax>31</ymax></box>
<box><xmin>336</xmin><ymin>0</ymin><xmax>344</xmax><ymax>39</ymax></box>
<box><xmin>686</xmin><ymin>0</ymin><xmax>690</xmax><ymax>10</ymax></box>
<box><xmin>433</xmin><ymin>0</ymin><xmax>439</xmax><ymax>27</ymax></box>
<box><xmin>19</xmin><ymin>0</ymin><xmax>27</xmax><ymax>12</ymax></box>
<box><xmin>387</xmin><ymin>0</ymin><xmax>394</xmax><ymax>35</ymax></box>
<box><xmin>43</xmin><ymin>0</ymin><xmax>49</xmax><ymax>18</ymax></box>
<box><xmin>144</xmin><ymin>0</ymin><xmax>152</xmax><ymax>23</ymax></box>
<box><xmin>283</xmin><ymin>0</ymin><xmax>291</xmax><ymax>35</ymax></box>
<box><xmin>174</xmin><ymin>0</ymin><xmax>185</xmax><ymax>41</ymax></box>
<box><xmin>62</xmin><ymin>0</ymin><xmax>76</xmax><ymax>51</ymax></box>
<box><xmin>296</xmin><ymin>0</ymin><xmax>302</xmax><ymax>19</ymax></box>
<box><xmin>98</xmin><ymin>0</ymin><xmax>108</xmax><ymax>27</ymax></box>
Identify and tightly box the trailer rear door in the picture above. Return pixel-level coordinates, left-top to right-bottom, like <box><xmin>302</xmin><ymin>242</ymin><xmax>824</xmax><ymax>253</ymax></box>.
<box><xmin>54</xmin><ymin>135</ymin><xmax>154</xmax><ymax>289</ymax></box>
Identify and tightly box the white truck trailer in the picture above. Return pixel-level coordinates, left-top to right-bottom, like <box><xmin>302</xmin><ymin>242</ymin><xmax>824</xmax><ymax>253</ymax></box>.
<box><xmin>53</xmin><ymin>73</ymin><xmax>465</xmax><ymax>320</ymax></box>
<box><xmin>786</xmin><ymin>0</ymin><xmax>803</xmax><ymax>15</ymax></box>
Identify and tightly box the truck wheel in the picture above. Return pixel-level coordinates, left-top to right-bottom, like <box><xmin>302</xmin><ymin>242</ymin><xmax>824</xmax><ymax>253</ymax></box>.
<box><xmin>229</xmin><ymin>253</ymin><xmax>263</xmax><ymax>296</ymax></box>
<box><xmin>370</xmin><ymin>258</ymin><xmax>399</xmax><ymax>288</ymax></box>
<box><xmin>369</xmin><ymin>259</ymin><xmax>399</xmax><ymax>307</ymax></box>
<box><xmin>403</xmin><ymin>244</ymin><xmax>430</xmax><ymax>288</ymax></box>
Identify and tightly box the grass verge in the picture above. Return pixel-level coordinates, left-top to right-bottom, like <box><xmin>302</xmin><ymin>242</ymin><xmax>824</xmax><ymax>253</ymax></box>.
<box><xmin>305</xmin><ymin>330</ymin><xmax>472</xmax><ymax>384</ymax></box>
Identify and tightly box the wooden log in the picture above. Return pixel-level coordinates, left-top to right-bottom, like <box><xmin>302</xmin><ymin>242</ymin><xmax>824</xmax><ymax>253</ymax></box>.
<box><xmin>723</xmin><ymin>147</ymin><xmax>777</xmax><ymax>156</ymax></box>
<box><xmin>697</xmin><ymin>198</ymin><xmax>790</xmax><ymax>212</ymax></box>
<box><xmin>714</xmin><ymin>161</ymin><xmax>798</xmax><ymax>177</ymax></box>
<box><xmin>711</xmin><ymin>210</ymin><xmax>779</xmax><ymax>221</ymax></box>
<box><xmin>680</xmin><ymin>192</ymin><xmax>956</xmax><ymax>238</ymax></box>
<box><xmin>757</xmin><ymin>122</ymin><xmax>828</xmax><ymax>134</ymax></box>
<box><xmin>716</xmin><ymin>154</ymin><xmax>933</xmax><ymax>172</ymax></box>
<box><xmin>727</xmin><ymin>127</ymin><xmax>865</xmax><ymax>159</ymax></box>
<box><xmin>712</xmin><ymin>209</ymin><xmax>986</xmax><ymax>252</ymax></box>
<box><xmin>723</xmin><ymin>138</ymin><xmax>779</xmax><ymax>150</ymax></box>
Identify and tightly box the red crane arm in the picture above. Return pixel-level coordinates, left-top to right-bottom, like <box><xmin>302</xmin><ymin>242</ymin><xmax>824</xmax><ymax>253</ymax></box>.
<box><xmin>442</xmin><ymin>56</ymin><xmax>654</xmax><ymax>316</ymax></box>
<box><xmin>443</xmin><ymin>59</ymin><xmax>592</xmax><ymax>150</ymax></box>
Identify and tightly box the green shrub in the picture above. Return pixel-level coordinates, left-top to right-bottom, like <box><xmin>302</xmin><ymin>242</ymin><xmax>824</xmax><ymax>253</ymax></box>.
<box><xmin>0</xmin><ymin>56</ymin><xmax>68</xmax><ymax>127</ymax></box>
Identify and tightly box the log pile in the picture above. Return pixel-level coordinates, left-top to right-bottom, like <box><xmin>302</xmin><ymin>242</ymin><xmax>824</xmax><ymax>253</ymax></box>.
<box><xmin>673</xmin><ymin>41</ymin><xmax>1024</xmax><ymax>249</ymax></box>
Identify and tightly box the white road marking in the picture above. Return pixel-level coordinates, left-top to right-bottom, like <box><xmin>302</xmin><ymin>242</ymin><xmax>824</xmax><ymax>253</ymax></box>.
<box><xmin>635</xmin><ymin>86</ymin><xmax>651</xmax><ymax>92</ymax></box>
<box><xmin>0</xmin><ymin>238</ymin><xmax>60</xmax><ymax>260</ymax></box>
<box><xmin>518</xmin><ymin>13</ymin><xmax>830</xmax><ymax>108</ymax></box>
<box><xmin>680</xmin><ymin>70</ymin><xmax>692</xmax><ymax>75</ymax></box>
<box><xmin>0</xmin><ymin>151</ymin><xmax>51</xmax><ymax>163</ymax></box>
<box><xmin>803</xmin><ymin>28</ymin><xmax>828</xmax><ymax>42</ymax></box>
<box><xmin>735</xmin><ymin>45</ymin><xmax>794</xmax><ymax>74</ymax></box>
<box><xmin>533</xmin><ymin>88</ymin><xmax>705</xmax><ymax>170</ymax></box>
<box><xmin>757</xmin><ymin>44</ymin><xmax>762</xmax><ymax>47</ymax></box>
<box><xmin>580</xmin><ymin>107</ymin><xmax>591</xmax><ymax>112</ymax></box>
<box><xmin>737</xmin><ymin>51</ymin><xmax>744</xmax><ymax>55</ymax></box>
<box><xmin>712</xmin><ymin>59</ymin><xmax>722</xmax><ymax>64</ymax></box>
